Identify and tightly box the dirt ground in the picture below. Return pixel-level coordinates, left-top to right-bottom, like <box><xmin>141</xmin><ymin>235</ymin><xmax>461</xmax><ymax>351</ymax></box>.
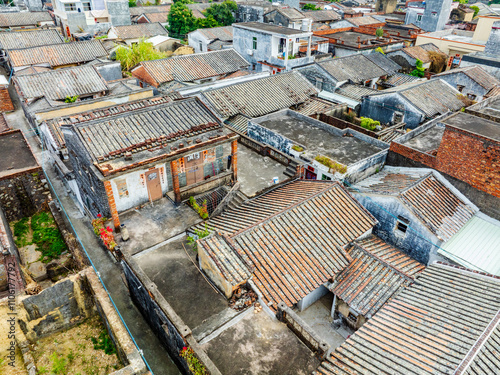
<box><xmin>0</xmin><ymin>301</ymin><xmax>28</xmax><ymax>375</ymax></box>
<box><xmin>32</xmin><ymin>316</ymin><xmax>122</xmax><ymax>375</ymax></box>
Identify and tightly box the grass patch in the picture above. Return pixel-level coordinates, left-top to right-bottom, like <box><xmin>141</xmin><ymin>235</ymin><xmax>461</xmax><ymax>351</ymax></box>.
<box><xmin>11</xmin><ymin>211</ymin><xmax>67</xmax><ymax>263</ymax></box>
<box><xmin>292</xmin><ymin>145</ymin><xmax>304</xmax><ymax>152</ymax></box>
<box><xmin>91</xmin><ymin>329</ymin><xmax>116</xmax><ymax>355</ymax></box>
<box><xmin>315</xmin><ymin>156</ymin><xmax>348</xmax><ymax>174</ymax></box>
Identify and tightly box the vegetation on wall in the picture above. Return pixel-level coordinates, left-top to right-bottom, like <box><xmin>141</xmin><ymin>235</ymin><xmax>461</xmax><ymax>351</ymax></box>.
<box><xmin>470</xmin><ymin>5</ymin><xmax>480</xmax><ymax>17</ymax></box>
<box><xmin>189</xmin><ymin>197</ymin><xmax>209</xmax><ymax>219</ymax></box>
<box><xmin>180</xmin><ymin>347</ymin><xmax>208</xmax><ymax>375</ymax></box>
<box><xmin>428</xmin><ymin>51</ymin><xmax>447</xmax><ymax>73</ymax></box>
<box><xmin>91</xmin><ymin>215</ymin><xmax>117</xmax><ymax>251</ymax></box>
<box><xmin>187</xmin><ymin>223</ymin><xmax>210</xmax><ymax>252</ymax></box>
<box><xmin>115</xmin><ymin>39</ymin><xmax>169</xmax><ymax>71</ymax></box>
<box><xmin>302</xmin><ymin>4</ymin><xmax>321</xmax><ymax>10</ymax></box>
<box><xmin>315</xmin><ymin>155</ymin><xmax>347</xmax><ymax>174</ymax></box>
<box><xmin>292</xmin><ymin>145</ymin><xmax>304</xmax><ymax>152</ymax></box>
<box><xmin>64</xmin><ymin>95</ymin><xmax>79</xmax><ymax>103</ymax></box>
<box><xmin>375</xmin><ymin>28</ymin><xmax>384</xmax><ymax>38</ymax></box>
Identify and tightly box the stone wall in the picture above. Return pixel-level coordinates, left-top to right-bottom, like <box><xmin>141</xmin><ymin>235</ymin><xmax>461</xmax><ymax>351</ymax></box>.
<box><xmin>0</xmin><ymin>168</ymin><xmax>51</xmax><ymax>222</ymax></box>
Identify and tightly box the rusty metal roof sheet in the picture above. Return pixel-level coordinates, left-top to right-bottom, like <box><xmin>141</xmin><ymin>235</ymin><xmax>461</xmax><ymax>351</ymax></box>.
<box><xmin>201</xmin><ymin>71</ymin><xmax>317</xmax><ymax>118</ymax></box>
<box><xmin>0</xmin><ymin>29</ymin><xmax>63</xmax><ymax>50</ymax></box>
<box><xmin>0</xmin><ymin>11</ymin><xmax>53</xmax><ymax>27</ymax></box>
<box><xmin>135</xmin><ymin>48</ymin><xmax>249</xmax><ymax>85</ymax></box>
<box><xmin>8</xmin><ymin>40</ymin><xmax>107</xmax><ymax>68</ymax></box>
<box><xmin>14</xmin><ymin>65</ymin><xmax>108</xmax><ymax>101</ymax></box>
<box><xmin>110</xmin><ymin>23</ymin><xmax>168</xmax><ymax>40</ymax></box>
<box><xmin>199</xmin><ymin>181</ymin><xmax>378</xmax><ymax>310</ymax></box>
<box><xmin>317</xmin><ymin>263</ymin><xmax>500</xmax><ymax>375</ymax></box>
<box><xmin>332</xmin><ymin>235</ymin><xmax>424</xmax><ymax>318</ymax></box>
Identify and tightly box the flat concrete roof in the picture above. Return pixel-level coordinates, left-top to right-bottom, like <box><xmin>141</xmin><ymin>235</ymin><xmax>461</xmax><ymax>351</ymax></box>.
<box><xmin>402</xmin><ymin>125</ymin><xmax>445</xmax><ymax>153</ymax></box>
<box><xmin>237</xmin><ymin>143</ymin><xmax>287</xmax><ymax>197</ymax></box>
<box><xmin>0</xmin><ymin>130</ymin><xmax>38</xmax><ymax>179</ymax></box>
<box><xmin>476</xmin><ymin>97</ymin><xmax>500</xmax><ymax>119</ymax></box>
<box><xmin>134</xmin><ymin>237</ymin><xmax>228</xmax><ymax>329</ymax></box>
<box><xmin>258</xmin><ymin>114</ymin><xmax>384</xmax><ymax>165</ymax></box>
<box><xmin>442</xmin><ymin>112</ymin><xmax>500</xmax><ymax>142</ymax></box>
<box><xmin>200</xmin><ymin>309</ymin><xmax>320</xmax><ymax>375</ymax></box>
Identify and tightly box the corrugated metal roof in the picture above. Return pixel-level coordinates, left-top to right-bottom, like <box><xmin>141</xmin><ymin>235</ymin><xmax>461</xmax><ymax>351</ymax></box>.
<box><xmin>0</xmin><ymin>11</ymin><xmax>53</xmax><ymax>27</ymax></box>
<box><xmin>72</xmin><ymin>97</ymin><xmax>222</xmax><ymax>162</ymax></box>
<box><xmin>332</xmin><ymin>235</ymin><xmax>424</xmax><ymax>317</ymax></box>
<box><xmin>440</xmin><ymin>215</ymin><xmax>500</xmax><ymax>276</ymax></box>
<box><xmin>8</xmin><ymin>40</ymin><xmax>108</xmax><ymax>68</ymax></box>
<box><xmin>433</xmin><ymin>65</ymin><xmax>500</xmax><ymax>91</ymax></box>
<box><xmin>400</xmin><ymin>174</ymin><xmax>476</xmax><ymax>241</ymax></box>
<box><xmin>14</xmin><ymin>65</ymin><xmax>108</xmax><ymax>101</ymax></box>
<box><xmin>318</xmin><ymin>54</ymin><xmax>388</xmax><ymax>83</ymax></box>
<box><xmin>135</xmin><ymin>48</ymin><xmax>249</xmax><ymax>85</ymax></box>
<box><xmin>0</xmin><ymin>29</ymin><xmax>63</xmax><ymax>50</ymax></box>
<box><xmin>318</xmin><ymin>263</ymin><xmax>500</xmax><ymax>375</ymax></box>
<box><xmin>111</xmin><ymin>23</ymin><xmax>168</xmax><ymax>40</ymax></box>
<box><xmin>192</xmin><ymin>26</ymin><xmax>233</xmax><ymax>41</ymax></box>
<box><xmin>201</xmin><ymin>71</ymin><xmax>317</xmax><ymax>118</ymax></box>
<box><xmin>199</xmin><ymin>181</ymin><xmax>378</xmax><ymax>310</ymax></box>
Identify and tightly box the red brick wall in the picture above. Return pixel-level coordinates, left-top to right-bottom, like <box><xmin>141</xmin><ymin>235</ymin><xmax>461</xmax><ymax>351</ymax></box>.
<box><xmin>389</xmin><ymin>142</ymin><xmax>437</xmax><ymax>168</ymax></box>
<box><xmin>436</xmin><ymin>127</ymin><xmax>500</xmax><ymax>198</ymax></box>
<box><xmin>0</xmin><ymin>86</ymin><xmax>14</xmax><ymax>112</ymax></box>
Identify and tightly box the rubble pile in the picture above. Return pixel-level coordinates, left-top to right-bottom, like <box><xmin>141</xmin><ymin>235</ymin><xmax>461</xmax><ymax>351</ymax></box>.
<box><xmin>229</xmin><ymin>286</ymin><xmax>257</xmax><ymax>311</ymax></box>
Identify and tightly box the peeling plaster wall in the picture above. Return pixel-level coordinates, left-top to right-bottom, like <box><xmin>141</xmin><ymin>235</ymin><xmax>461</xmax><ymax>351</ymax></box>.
<box><xmin>352</xmin><ymin>194</ymin><xmax>442</xmax><ymax>265</ymax></box>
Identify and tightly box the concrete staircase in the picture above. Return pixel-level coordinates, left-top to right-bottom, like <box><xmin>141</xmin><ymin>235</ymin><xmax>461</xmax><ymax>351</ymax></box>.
<box><xmin>284</xmin><ymin>160</ymin><xmax>299</xmax><ymax>178</ymax></box>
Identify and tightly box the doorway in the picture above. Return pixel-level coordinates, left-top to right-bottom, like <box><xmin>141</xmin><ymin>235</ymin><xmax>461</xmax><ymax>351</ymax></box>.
<box><xmin>185</xmin><ymin>152</ymin><xmax>204</xmax><ymax>185</ymax></box>
<box><xmin>145</xmin><ymin>168</ymin><xmax>162</xmax><ymax>202</ymax></box>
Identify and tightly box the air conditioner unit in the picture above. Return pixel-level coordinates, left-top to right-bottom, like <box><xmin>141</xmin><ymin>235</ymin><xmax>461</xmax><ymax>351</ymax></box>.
<box><xmin>247</xmin><ymin>49</ymin><xmax>253</xmax><ymax>56</ymax></box>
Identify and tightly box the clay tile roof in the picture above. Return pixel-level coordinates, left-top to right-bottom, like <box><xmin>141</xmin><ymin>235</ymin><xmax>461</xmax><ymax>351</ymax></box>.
<box><xmin>433</xmin><ymin>65</ymin><xmax>500</xmax><ymax>91</ymax></box>
<box><xmin>134</xmin><ymin>48</ymin><xmax>249</xmax><ymax>85</ymax></box>
<box><xmin>0</xmin><ymin>114</ymin><xmax>10</xmax><ymax>133</ymax></box>
<box><xmin>0</xmin><ymin>11</ymin><xmax>53</xmax><ymax>27</ymax></box>
<box><xmin>318</xmin><ymin>54</ymin><xmax>389</xmax><ymax>83</ymax></box>
<box><xmin>397</xmin><ymin>43</ymin><xmax>443</xmax><ymax>63</ymax></box>
<box><xmin>302</xmin><ymin>10</ymin><xmax>341</xmax><ymax>22</ymax></box>
<box><xmin>347</xmin><ymin>15</ymin><xmax>382</xmax><ymax>26</ymax></box>
<box><xmin>139</xmin><ymin>12</ymin><xmax>169</xmax><ymax>23</ymax></box>
<box><xmin>197</xmin><ymin>180</ymin><xmax>378</xmax><ymax>310</ymax></box>
<box><xmin>200</xmin><ymin>71</ymin><xmax>317</xmax><ymax>118</ymax></box>
<box><xmin>332</xmin><ymin>235</ymin><xmax>424</xmax><ymax>318</ymax></box>
<box><xmin>7</xmin><ymin>40</ymin><xmax>107</xmax><ymax>68</ymax></box>
<box><xmin>70</xmin><ymin>97</ymin><xmax>222</xmax><ymax>162</ymax></box>
<box><xmin>129</xmin><ymin>5</ymin><xmax>170</xmax><ymax>16</ymax></box>
<box><xmin>191</xmin><ymin>25</ymin><xmax>233</xmax><ymax>41</ymax></box>
<box><xmin>45</xmin><ymin>96</ymin><xmax>172</xmax><ymax>149</ymax></box>
<box><xmin>110</xmin><ymin>23</ymin><xmax>168</xmax><ymax>40</ymax></box>
<box><xmin>0</xmin><ymin>29</ymin><xmax>63</xmax><ymax>50</ymax></box>
<box><xmin>269</xmin><ymin>7</ymin><xmax>306</xmax><ymax>21</ymax></box>
<box><xmin>352</xmin><ymin>168</ymin><xmax>476</xmax><ymax>241</ymax></box>
<box><xmin>317</xmin><ymin>263</ymin><xmax>500</xmax><ymax>375</ymax></box>
<box><xmin>14</xmin><ymin>65</ymin><xmax>108</xmax><ymax>101</ymax></box>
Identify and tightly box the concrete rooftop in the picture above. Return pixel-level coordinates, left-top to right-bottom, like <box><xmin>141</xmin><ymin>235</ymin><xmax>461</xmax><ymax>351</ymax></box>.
<box><xmin>443</xmin><ymin>112</ymin><xmax>500</xmax><ymax>142</ymax></box>
<box><xmin>0</xmin><ymin>130</ymin><xmax>38</xmax><ymax>178</ymax></box>
<box><xmin>402</xmin><ymin>125</ymin><xmax>445</xmax><ymax>153</ymax></box>
<box><xmin>134</xmin><ymin>236</ymin><xmax>228</xmax><ymax>329</ymax></box>
<box><xmin>117</xmin><ymin>198</ymin><xmax>201</xmax><ymax>256</ymax></box>
<box><xmin>259</xmin><ymin>115</ymin><xmax>384</xmax><ymax>165</ymax></box>
<box><xmin>201</xmin><ymin>309</ymin><xmax>320</xmax><ymax>375</ymax></box>
<box><xmin>237</xmin><ymin>143</ymin><xmax>287</xmax><ymax>197</ymax></box>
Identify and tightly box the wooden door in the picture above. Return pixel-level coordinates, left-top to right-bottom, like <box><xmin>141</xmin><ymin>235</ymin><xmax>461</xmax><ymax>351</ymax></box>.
<box><xmin>145</xmin><ymin>168</ymin><xmax>162</xmax><ymax>202</ymax></box>
<box><xmin>185</xmin><ymin>152</ymin><xmax>204</xmax><ymax>186</ymax></box>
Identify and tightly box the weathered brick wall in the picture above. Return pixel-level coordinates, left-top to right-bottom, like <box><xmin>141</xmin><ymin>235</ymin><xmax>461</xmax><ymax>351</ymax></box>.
<box><xmin>436</xmin><ymin>126</ymin><xmax>500</xmax><ymax>198</ymax></box>
<box><xmin>389</xmin><ymin>142</ymin><xmax>437</xmax><ymax>168</ymax></box>
<box><xmin>0</xmin><ymin>86</ymin><xmax>14</xmax><ymax>112</ymax></box>
<box><xmin>0</xmin><ymin>169</ymin><xmax>51</xmax><ymax>222</ymax></box>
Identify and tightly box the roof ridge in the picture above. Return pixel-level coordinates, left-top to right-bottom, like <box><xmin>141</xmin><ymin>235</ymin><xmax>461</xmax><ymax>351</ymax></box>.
<box><xmin>453</xmin><ymin>309</ymin><xmax>500</xmax><ymax>375</ymax></box>
<box><xmin>399</xmin><ymin>171</ymin><xmax>434</xmax><ymax>195</ymax></box>
<box><xmin>231</xmin><ymin>181</ymin><xmax>339</xmax><ymax>238</ymax></box>
<box><xmin>432</xmin><ymin>261</ymin><xmax>500</xmax><ymax>281</ymax></box>
<box><xmin>352</xmin><ymin>241</ymin><xmax>419</xmax><ymax>282</ymax></box>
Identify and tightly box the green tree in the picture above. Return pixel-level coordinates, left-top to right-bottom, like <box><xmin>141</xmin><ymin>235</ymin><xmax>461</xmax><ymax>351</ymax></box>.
<box><xmin>410</xmin><ymin>59</ymin><xmax>425</xmax><ymax>78</ymax></box>
<box><xmin>128</xmin><ymin>0</ymin><xmax>136</xmax><ymax>7</ymax></box>
<box><xmin>203</xmin><ymin>0</ymin><xmax>237</xmax><ymax>26</ymax></box>
<box><xmin>196</xmin><ymin>15</ymin><xmax>220</xmax><ymax>29</ymax></box>
<box><xmin>375</xmin><ymin>27</ymin><xmax>384</xmax><ymax>38</ymax></box>
<box><xmin>115</xmin><ymin>39</ymin><xmax>169</xmax><ymax>71</ymax></box>
<box><xmin>168</xmin><ymin>2</ymin><xmax>196</xmax><ymax>38</ymax></box>
<box><xmin>470</xmin><ymin>5</ymin><xmax>480</xmax><ymax>17</ymax></box>
<box><xmin>173</xmin><ymin>0</ymin><xmax>194</xmax><ymax>3</ymax></box>
<box><xmin>302</xmin><ymin>3</ymin><xmax>321</xmax><ymax>10</ymax></box>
